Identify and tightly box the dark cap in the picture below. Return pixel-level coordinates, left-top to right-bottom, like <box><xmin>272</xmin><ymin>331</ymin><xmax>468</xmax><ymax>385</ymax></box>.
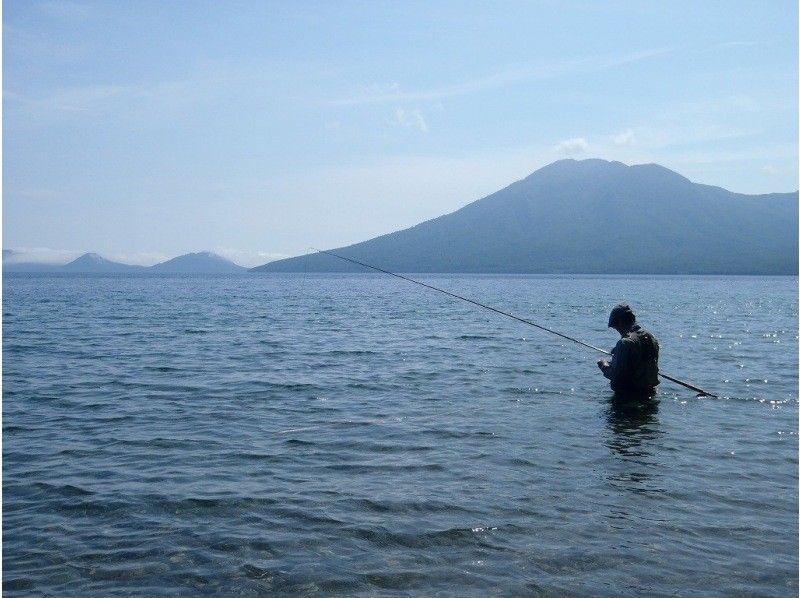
<box><xmin>608</xmin><ymin>304</ymin><xmax>635</xmax><ymax>327</ymax></box>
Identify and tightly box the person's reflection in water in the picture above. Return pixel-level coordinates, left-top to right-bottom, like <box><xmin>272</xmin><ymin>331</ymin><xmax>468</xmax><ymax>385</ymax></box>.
<box><xmin>604</xmin><ymin>392</ymin><xmax>663</xmax><ymax>493</ymax></box>
<box><xmin>607</xmin><ymin>393</ymin><xmax>659</xmax><ymax>453</ymax></box>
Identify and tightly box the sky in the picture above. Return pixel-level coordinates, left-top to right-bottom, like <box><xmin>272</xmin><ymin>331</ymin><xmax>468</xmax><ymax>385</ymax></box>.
<box><xmin>3</xmin><ymin>0</ymin><xmax>798</xmax><ymax>266</ymax></box>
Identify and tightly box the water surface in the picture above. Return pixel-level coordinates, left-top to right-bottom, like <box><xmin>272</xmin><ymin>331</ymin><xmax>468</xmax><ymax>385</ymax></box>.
<box><xmin>3</xmin><ymin>273</ymin><xmax>798</xmax><ymax>595</ymax></box>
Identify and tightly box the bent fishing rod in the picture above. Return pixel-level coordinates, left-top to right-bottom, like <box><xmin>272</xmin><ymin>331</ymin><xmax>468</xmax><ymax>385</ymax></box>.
<box><xmin>313</xmin><ymin>248</ymin><xmax>718</xmax><ymax>398</ymax></box>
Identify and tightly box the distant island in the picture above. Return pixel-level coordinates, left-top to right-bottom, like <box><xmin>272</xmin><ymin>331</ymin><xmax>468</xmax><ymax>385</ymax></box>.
<box><xmin>4</xmin><ymin>251</ymin><xmax>246</xmax><ymax>274</ymax></box>
<box><xmin>62</xmin><ymin>253</ymin><xmax>147</xmax><ymax>273</ymax></box>
<box><xmin>252</xmin><ymin>159</ymin><xmax>798</xmax><ymax>275</ymax></box>
<box><xmin>149</xmin><ymin>252</ymin><xmax>247</xmax><ymax>273</ymax></box>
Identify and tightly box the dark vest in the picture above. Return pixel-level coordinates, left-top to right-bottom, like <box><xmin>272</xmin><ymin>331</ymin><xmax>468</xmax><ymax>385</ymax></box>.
<box><xmin>611</xmin><ymin>324</ymin><xmax>660</xmax><ymax>393</ymax></box>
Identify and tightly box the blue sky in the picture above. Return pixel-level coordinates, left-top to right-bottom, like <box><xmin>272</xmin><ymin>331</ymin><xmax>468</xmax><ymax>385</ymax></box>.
<box><xmin>3</xmin><ymin>0</ymin><xmax>797</xmax><ymax>266</ymax></box>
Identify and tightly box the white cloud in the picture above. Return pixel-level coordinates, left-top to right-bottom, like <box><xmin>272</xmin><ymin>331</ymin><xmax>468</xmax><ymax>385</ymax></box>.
<box><xmin>761</xmin><ymin>165</ymin><xmax>781</xmax><ymax>175</ymax></box>
<box><xmin>392</xmin><ymin>108</ymin><xmax>428</xmax><ymax>133</ymax></box>
<box><xmin>611</xmin><ymin>129</ymin><xmax>636</xmax><ymax>146</ymax></box>
<box><xmin>554</xmin><ymin>137</ymin><xmax>589</xmax><ymax>154</ymax></box>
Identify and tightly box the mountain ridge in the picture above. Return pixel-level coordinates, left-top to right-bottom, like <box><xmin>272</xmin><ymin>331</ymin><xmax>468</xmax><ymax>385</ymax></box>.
<box><xmin>4</xmin><ymin>251</ymin><xmax>245</xmax><ymax>273</ymax></box>
<box><xmin>252</xmin><ymin>159</ymin><xmax>798</xmax><ymax>275</ymax></box>
<box><xmin>5</xmin><ymin>160</ymin><xmax>797</xmax><ymax>275</ymax></box>
<box><xmin>62</xmin><ymin>253</ymin><xmax>146</xmax><ymax>273</ymax></box>
<box><xmin>150</xmin><ymin>251</ymin><xmax>246</xmax><ymax>273</ymax></box>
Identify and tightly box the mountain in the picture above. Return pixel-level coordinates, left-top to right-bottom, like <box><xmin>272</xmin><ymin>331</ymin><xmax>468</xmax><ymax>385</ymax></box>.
<box><xmin>4</xmin><ymin>251</ymin><xmax>245</xmax><ymax>273</ymax></box>
<box><xmin>252</xmin><ymin>159</ymin><xmax>798</xmax><ymax>275</ymax></box>
<box><xmin>149</xmin><ymin>251</ymin><xmax>245</xmax><ymax>273</ymax></box>
<box><xmin>4</xmin><ymin>252</ymin><xmax>143</xmax><ymax>273</ymax></box>
<box><xmin>62</xmin><ymin>253</ymin><xmax>146</xmax><ymax>273</ymax></box>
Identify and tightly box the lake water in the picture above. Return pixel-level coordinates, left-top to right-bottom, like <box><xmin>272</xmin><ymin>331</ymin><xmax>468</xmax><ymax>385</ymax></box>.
<box><xmin>3</xmin><ymin>273</ymin><xmax>798</xmax><ymax>595</ymax></box>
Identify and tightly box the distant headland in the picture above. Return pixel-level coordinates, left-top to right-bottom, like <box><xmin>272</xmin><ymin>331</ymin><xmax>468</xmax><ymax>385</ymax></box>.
<box><xmin>5</xmin><ymin>160</ymin><xmax>798</xmax><ymax>275</ymax></box>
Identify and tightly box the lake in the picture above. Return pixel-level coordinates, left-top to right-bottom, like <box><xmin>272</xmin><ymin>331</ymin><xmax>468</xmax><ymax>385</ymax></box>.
<box><xmin>3</xmin><ymin>273</ymin><xmax>798</xmax><ymax>595</ymax></box>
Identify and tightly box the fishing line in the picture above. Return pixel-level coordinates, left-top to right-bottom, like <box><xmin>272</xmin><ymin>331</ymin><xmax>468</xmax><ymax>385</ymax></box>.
<box><xmin>313</xmin><ymin>248</ymin><xmax>718</xmax><ymax>398</ymax></box>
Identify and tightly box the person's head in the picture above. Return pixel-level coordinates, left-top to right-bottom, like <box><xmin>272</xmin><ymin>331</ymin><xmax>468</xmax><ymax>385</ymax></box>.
<box><xmin>608</xmin><ymin>304</ymin><xmax>635</xmax><ymax>335</ymax></box>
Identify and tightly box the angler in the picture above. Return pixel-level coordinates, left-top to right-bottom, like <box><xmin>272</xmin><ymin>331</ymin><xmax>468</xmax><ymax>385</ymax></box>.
<box><xmin>314</xmin><ymin>249</ymin><xmax>716</xmax><ymax>398</ymax></box>
<box><xmin>597</xmin><ymin>304</ymin><xmax>660</xmax><ymax>396</ymax></box>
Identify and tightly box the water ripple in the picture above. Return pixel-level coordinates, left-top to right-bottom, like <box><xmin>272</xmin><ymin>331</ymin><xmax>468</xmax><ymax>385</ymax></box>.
<box><xmin>3</xmin><ymin>273</ymin><xmax>797</xmax><ymax>595</ymax></box>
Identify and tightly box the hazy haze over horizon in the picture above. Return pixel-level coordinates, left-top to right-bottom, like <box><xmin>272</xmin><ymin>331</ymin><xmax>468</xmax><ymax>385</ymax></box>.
<box><xmin>3</xmin><ymin>1</ymin><xmax>798</xmax><ymax>267</ymax></box>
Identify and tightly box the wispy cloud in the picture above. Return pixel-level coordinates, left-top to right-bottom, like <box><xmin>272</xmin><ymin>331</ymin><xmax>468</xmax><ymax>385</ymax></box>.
<box><xmin>3</xmin><ymin>21</ymin><xmax>91</xmax><ymax>63</ymax></box>
<box><xmin>330</xmin><ymin>47</ymin><xmax>673</xmax><ymax>106</ymax></box>
<box><xmin>391</xmin><ymin>108</ymin><xmax>428</xmax><ymax>133</ymax></box>
<box><xmin>213</xmin><ymin>247</ymin><xmax>288</xmax><ymax>268</ymax></box>
<box><xmin>1</xmin><ymin>247</ymin><xmax>174</xmax><ymax>266</ymax></box>
<box><xmin>12</xmin><ymin>187</ymin><xmax>63</xmax><ymax>201</ymax></box>
<box><xmin>0</xmin><ymin>246</ymin><xmax>284</xmax><ymax>267</ymax></box>
<box><xmin>664</xmin><ymin>144</ymin><xmax>798</xmax><ymax>168</ymax></box>
<box><xmin>36</xmin><ymin>0</ymin><xmax>93</xmax><ymax>20</ymax></box>
<box><xmin>554</xmin><ymin>137</ymin><xmax>589</xmax><ymax>154</ymax></box>
<box><xmin>618</xmin><ymin>122</ymin><xmax>763</xmax><ymax>150</ymax></box>
<box><xmin>331</xmin><ymin>67</ymin><xmax>562</xmax><ymax>106</ymax></box>
<box><xmin>3</xmin><ymin>246</ymin><xmax>80</xmax><ymax>264</ymax></box>
<box><xmin>108</xmin><ymin>252</ymin><xmax>169</xmax><ymax>266</ymax></box>
<box><xmin>13</xmin><ymin>83</ymin><xmax>129</xmax><ymax>113</ymax></box>
<box><xmin>4</xmin><ymin>75</ymin><xmax>231</xmax><ymax>124</ymax></box>
<box><xmin>599</xmin><ymin>47</ymin><xmax>673</xmax><ymax>68</ymax></box>
<box><xmin>713</xmin><ymin>41</ymin><xmax>761</xmax><ymax>50</ymax></box>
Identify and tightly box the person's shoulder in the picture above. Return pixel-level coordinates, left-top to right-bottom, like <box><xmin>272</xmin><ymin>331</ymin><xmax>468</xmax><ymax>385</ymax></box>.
<box><xmin>638</xmin><ymin>327</ymin><xmax>659</xmax><ymax>341</ymax></box>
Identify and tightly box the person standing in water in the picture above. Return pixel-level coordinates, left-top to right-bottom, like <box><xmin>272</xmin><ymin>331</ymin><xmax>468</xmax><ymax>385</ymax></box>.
<box><xmin>597</xmin><ymin>304</ymin><xmax>660</xmax><ymax>396</ymax></box>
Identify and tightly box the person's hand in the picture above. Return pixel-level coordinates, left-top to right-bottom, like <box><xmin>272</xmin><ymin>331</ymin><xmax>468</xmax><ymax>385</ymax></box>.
<box><xmin>597</xmin><ymin>359</ymin><xmax>609</xmax><ymax>370</ymax></box>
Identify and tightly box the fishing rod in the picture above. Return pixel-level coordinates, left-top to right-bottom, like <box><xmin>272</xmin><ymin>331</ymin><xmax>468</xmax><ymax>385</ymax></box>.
<box><xmin>313</xmin><ymin>248</ymin><xmax>718</xmax><ymax>398</ymax></box>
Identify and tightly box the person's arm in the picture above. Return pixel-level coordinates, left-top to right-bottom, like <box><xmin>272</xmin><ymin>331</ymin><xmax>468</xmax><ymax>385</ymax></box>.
<box><xmin>601</xmin><ymin>339</ymin><xmax>633</xmax><ymax>383</ymax></box>
<box><xmin>597</xmin><ymin>344</ymin><xmax>615</xmax><ymax>377</ymax></box>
